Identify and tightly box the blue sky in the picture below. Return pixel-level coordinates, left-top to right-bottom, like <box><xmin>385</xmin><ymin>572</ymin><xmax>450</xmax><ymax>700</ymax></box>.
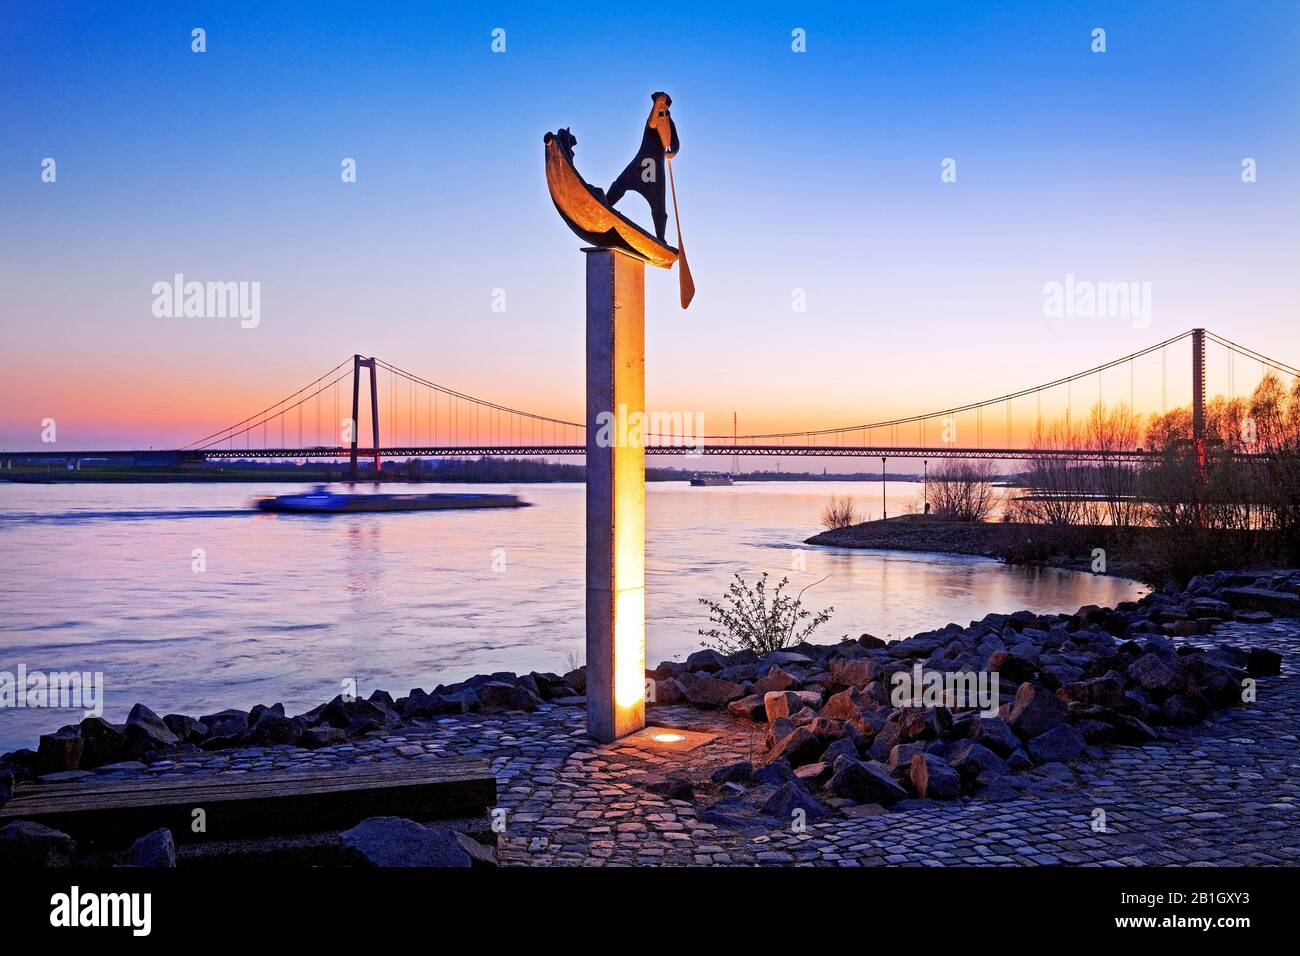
<box><xmin>1</xmin><ymin>0</ymin><xmax>1297</xmax><ymax>454</ymax></box>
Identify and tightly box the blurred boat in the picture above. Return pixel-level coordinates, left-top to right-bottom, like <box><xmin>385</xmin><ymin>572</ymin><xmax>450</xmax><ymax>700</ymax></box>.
<box><xmin>255</xmin><ymin>487</ymin><xmax>526</xmax><ymax>514</ymax></box>
<box><xmin>689</xmin><ymin>474</ymin><xmax>734</xmax><ymax>487</ymax></box>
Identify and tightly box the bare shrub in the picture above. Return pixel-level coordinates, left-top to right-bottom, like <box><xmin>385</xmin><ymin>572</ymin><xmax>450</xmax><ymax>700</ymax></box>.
<box><xmin>927</xmin><ymin>460</ymin><xmax>1000</xmax><ymax>522</ymax></box>
<box><xmin>820</xmin><ymin>495</ymin><xmax>859</xmax><ymax>530</ymax></box>
<box><xmin>698</xmin><ymin>572</ymin><xmax>833</xmax><ymax>656</ymax></box>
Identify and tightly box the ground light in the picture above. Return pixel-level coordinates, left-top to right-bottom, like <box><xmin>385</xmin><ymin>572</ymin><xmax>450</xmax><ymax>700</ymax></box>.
<box><xmin>621</xmin><ymin>726</ymin><xmax>716</xmax><ymax>752</ymax></box>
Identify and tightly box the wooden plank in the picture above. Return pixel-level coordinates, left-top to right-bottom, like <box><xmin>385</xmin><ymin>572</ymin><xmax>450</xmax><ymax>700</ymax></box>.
<box><xmin>0</xmin><ymin>759</ymin><xmax>496</xmax><ymax>848</ymax></box>
<box><xmin>14</xmin><ymin>758</ymin><xmax>481</xmax><ymax>800</ymax></box>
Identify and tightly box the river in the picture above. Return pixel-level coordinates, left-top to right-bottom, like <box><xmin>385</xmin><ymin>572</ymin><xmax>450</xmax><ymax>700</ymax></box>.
<box><xmin>0</xmin><ymin>479</ymin><xmax>1146</xmax><ymax>752</ymax></box>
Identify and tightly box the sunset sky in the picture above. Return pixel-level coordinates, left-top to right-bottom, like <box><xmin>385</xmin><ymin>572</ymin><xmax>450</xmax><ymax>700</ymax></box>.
<box><xmin>2</xmin><ymin>1</ymin><xmax>1297</xmax><ymax>463</ymax></box>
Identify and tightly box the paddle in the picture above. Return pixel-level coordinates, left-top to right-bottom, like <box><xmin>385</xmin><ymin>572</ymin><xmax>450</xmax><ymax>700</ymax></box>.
<box><xmin>666</xmin><ymin>157</ymin><xmax>695</xmax><ymax>309</ymax></box>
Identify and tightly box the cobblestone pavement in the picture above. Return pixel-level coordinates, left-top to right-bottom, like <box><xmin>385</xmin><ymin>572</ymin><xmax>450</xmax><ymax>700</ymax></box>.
<box><xmin>65</xmin><ymin>621</ymin><xmax>1300</xmax><ymax>866</ymax></box>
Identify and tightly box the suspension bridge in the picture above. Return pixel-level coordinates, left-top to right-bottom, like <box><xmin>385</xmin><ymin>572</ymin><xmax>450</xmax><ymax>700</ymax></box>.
<box><xmin>4</xmin><ymin>329</ymin><xmax>1296</xmax><ymax>472</ymax></box>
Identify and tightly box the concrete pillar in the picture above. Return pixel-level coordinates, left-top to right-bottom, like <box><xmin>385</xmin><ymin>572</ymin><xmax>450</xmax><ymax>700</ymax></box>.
<box><xmin>585</xmin><ymin>248</ymin><xmax>646</xmax><ymax>743</ymax></box>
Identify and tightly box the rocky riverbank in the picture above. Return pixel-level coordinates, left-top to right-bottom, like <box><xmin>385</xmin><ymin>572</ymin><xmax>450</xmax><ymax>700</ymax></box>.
<box><xmin>1</xmin><ymin>568</ymin><xmax>1295</xmax><ymax>866</ymax></box>
<box><xmin>807</xmin><ymin>515</ymin><xmax>1289</xmax><ymax>584</ymax></box>
<box><xmin>808</xmin><ymin>515</ymin><xmax>1146</xmax><ymax>579</ymax></box>
<box><xmin>643</xmin><ymin>568</ymin><xmax>1290</xmax><ymax>826</ymax></box>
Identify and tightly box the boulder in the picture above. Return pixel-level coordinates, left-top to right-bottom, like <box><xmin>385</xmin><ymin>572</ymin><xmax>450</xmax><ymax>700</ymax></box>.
<box><xmin>199</xmin><ymin>707</ymin><xmax>249</xmax><ymax>726</ymax></box>
<box><xmin>899</xmin><ymin>707</ymin><xmax>946</xmax><ymax>741</ymax></box>
<box><xmin>339</xmin><ymin>817</ymin><xmax>471</xmax><ymax>867</ymax></box>
<box><xmin>819</xmin><ymin>687</ymin><xmax>865</xmax><ymax>721</ymax></box>
<box><xmin>866</xmin><ymin>719</ymin><xmax>903</xmax><ymax>762</ymax></box>
<box><xmin>1182</xmin><ymin>658</ymin><xmax>1240</xmax><ymax>706</ymax></box>
<box><xmin>767</xmin><ymin>727</ymin><xmax>823</xmax><ymax>768</ymax></box>
<box><xmin>946</xmin><ymin>741</ymin><xmax>1011</xmax><ymax>785</ymax></box>
<box><xmin>685</xmin><ymin>649</ymin><xmax>728</xmax><ymax>673</ymax></box>
<box><xmin>477</xmin><ymin>681</ymin><xmax>538</xmax><ymax>711</ymax></box>
<box><xmin>78</xmin><ymin>717</ymin><xmax>127</xmax><ymax>769</ymax></box>
<box><xmin>969</xmin><ymin>716</ymin><xmax>1018</xmax><ymax>757</ymax></box>
<box><xmin>1160</xmin><ymin>694</ymin><xmax>1205</xmax><ymax>725</ymax></box>
<box><xmin>820</xmin><ymin>737</ymin><xmax>860</xmax><ymax>766</ymax></box>
<box><xmin>646</xmin><ymin>775</ymin><xmax>695</xmax><ymax>801</ymax></box>
<box><xmin>453</xmin><ymin>832</ymin><xmax>498</xmax><ymax>868</ymax></box>
<box><xmin>125</xmin><ymin>703</ymin><xmax>179</xmax><ymax>757</ymax></box>
<box><xmin>1221</xmin><ymin>587</ymin><xmax>1300</xmax><ymax>616</ymax></box>
<box><xmin>248</xmin><ymin>702</ymin><xmax>284</xmax><ymax>725</ymax></box>
<box><xmin>1127</xmin><ymin>653</ymin><xmax>1186</xmax><ymax>697</ymax></box>
<box><xmin>987</xmin><ymin>650</ymin><xmax>1036</xmax><ymax>684</ymax></box>
<box><xmin>764</xmin><ymin>690</ymin><xmax>804</xmax><ymax>722</ymax></box>
<box><xmin>710</xmin><ymin>761</ymin><xmax>753</xmax><ymax>784</ymax></box>
<box><xmin>827</xmin><ymin>757</ymin><xmax>908</xmax><ymax>806</ymax></box>
<box><xmin>368</xmin><ymin>689</ymin><xmax>396</xmax><ymax>708</ymax></box>
<box><xmin>794</xmin><ymin>761</ymin><xmax>833</xmax><ymax>786</ymax></box>
<box><xmin>727</xmin><ymin>693</ymin><xmax>768</xmax><ymax>721</ymax></box>
<box><xmin>1074</xmin><ymin>718</ymin><xmax>1115</xmax><ymax>743</ymax></box>
<box><xmin>718</xmin><ymin>663</ymin><xmax>758</xmax><ymax>683</ymax></box>
<box><xmin>300</xmin><ymin>726</ymin><xmax>349</xmax><ymax>749</ymax></box>
<box><xmin>762</xmin><ymin>780</ymin><xmax>831</xmax><ymax>822</ymax></box>
<box><xmin>127</xmin><ymin>828</ymin><xmax>176</xmax><ymax>868</ymax></box>
<box><xmin>910</xmin><ymin>753</ymin><xmax>960</xmax><ymax>800</ymax></box>
<box><xmin>1006</xmin><ymin>682</ymin><xmax>1068</xmax><ymax>740</ymax></box>
<box><xmin>653</xmin><ymin>677</ymin><xmax>687</xmax><ymax>704</ymax></box>
<box><xmin>754</xmin><ymin>665</ymin><xmax>799</xmax><ymax>695</ymax></box>
<box><xmin>37</xmin><ymin>728</ymin><xmax>83</xmax><ymax>774</ymax></box>
<box><xmin>806</xmin><ymin>716</ymin><xmax>845</xmax><ymax>743</ymax></box>
<box><xmin>529</xmin><ymin>672</ymin><xmax>572</xmax><ymax>700</ymax></box>
<box><xmin>562</xmin><ymin>667</ymin><xmax>587</xmax><ymax>694</ymax></box>
<box><xmin>1246</xmin><ymin>648</ymin><xmax>1283</xmax><ymax>677</ymax></box>
<box><xmin>888</xmin><ymin>741</ymin><xmax>929</xmax><ymax>771</ymax></box>
<box><xmin>761</xmin><ymin>650</ymin><xmax>816</xmax><ymax>668</ymax></box>
<box><xmin>162</xmin><ymin>715</ymin><xmax>207</xmax><ymax>743</ymax></box>
<box><xmin>248</xmin><ymin>710</ymin><xmax>301</xmax><ymax>746</ymax></box>
<box><xmin>1234</xmin><ymin>610</ymin><xmax>1273</xmax><ymax>624</ymax></box>
<box><xmin>320</xmin><ymin>694</ymin><xmax>399</xmax><ymax>728</ymax></box>
<box><xmin>684</xmin><ymin>675</ymin><xmax>745</xmax><ymax>708</ymax></box>
<box><xmin>767</xmin><ymin>717</ymin><xmax>796</xmax><ymax>746</ymax></box>
<box><xmin>1027</xmin><ymin>724</ymin><xmax>1087</xmax><ymax>763</ymax></box>
<box><xmin>0</xmin><ymin>821</ymin><xmax>75</xmax><ymax>867</ymax></box>
<box><xmin>754</xmin><ymin>758</ymin><xmax>798</xmax><ymax>787</ymax></box>
<box><xmin>829</xmin><ymin>657</ymin><xmax>883</xmax><ymax>688</ymax></box>
<box><xmin>1057</xmin><ymin>674</ymin><xmax>1125</xmax><ymax>711</ymax></box>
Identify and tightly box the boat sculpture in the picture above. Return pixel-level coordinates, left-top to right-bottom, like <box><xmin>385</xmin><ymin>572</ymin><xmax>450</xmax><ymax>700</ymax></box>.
<box><xmin>544</xmin><ymin>128</ymin><xmax>679</xmax><ymax>270</ymax></box>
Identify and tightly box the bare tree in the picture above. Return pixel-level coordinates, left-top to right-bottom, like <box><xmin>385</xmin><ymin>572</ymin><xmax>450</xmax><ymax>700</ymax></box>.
<box><xmin>1015</xmin><ymin>421</ymin><xmax>1087</xmax><ymax>525</ymax></box>
<box><xmin>927</xmin><ymin>460</ymin><xmax>1000</xmax><ymax>521</ymax></box>
<box><xmin>1085</xmin><ymin>401</ymin><xmax>1144</xmax><ymax>527</ymax></box>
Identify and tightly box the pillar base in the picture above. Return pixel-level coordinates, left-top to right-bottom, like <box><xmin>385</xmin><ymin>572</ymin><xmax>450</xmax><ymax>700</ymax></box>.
<box><xmin>584</xmin><ymin>248</ymin><xmax>646</xmax><ymax>743</ymax></box>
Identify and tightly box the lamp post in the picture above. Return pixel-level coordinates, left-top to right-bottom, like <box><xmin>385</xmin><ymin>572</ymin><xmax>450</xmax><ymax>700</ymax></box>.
<box><xmin>881</xmin><ymin>456</ymin><xmax>887</xmax><ymax>521</ymax></box>
<box><xmin>923</xmin><ymin>458</ymin><xmax>928</xmax><ymax>514</ymax></box>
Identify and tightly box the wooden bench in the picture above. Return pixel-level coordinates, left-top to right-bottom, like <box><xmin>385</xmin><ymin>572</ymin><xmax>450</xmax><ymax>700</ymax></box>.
<box><xmin>0</xmin><ymin>758</ymin><xmax>496</xmax><ymax>848</ymax></box>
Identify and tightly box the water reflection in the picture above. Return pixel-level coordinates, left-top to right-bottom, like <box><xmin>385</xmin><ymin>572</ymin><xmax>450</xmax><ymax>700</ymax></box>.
<box><xmin>0</xmin><ymin>480</ymin><xmax>1145</xmax><ymax>750</ymax></box>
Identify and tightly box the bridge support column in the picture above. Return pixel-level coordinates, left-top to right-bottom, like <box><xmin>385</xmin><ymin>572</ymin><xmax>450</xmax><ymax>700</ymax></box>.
<box><xmin>584</xmin><ymin>248</ymin><xmax>646</xmax><ymax>743</ymax></box>
<box><xmin>349</xmin><ymin>356</ymin><xmax>382</xmax><ymax>478</ymax></box>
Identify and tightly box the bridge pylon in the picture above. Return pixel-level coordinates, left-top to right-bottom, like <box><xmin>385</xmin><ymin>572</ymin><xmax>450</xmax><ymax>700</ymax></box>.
<box><xmin>349</xmin><ymin>355</ymin><xmax>381</xmax><ymax>477</ymax></box>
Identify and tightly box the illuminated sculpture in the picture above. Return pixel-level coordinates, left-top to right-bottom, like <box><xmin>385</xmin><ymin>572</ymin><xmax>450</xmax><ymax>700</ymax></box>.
<box><xmin>543</xmin><ymin>94</ymin><xmax>693</xmax><ymax>742</ymax></box>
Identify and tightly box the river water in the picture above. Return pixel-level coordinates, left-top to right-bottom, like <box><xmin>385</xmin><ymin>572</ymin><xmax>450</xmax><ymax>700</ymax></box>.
<box><xmin>0</xmin><ymin>480</ymin><xmax>1145</xmax><ymax>752</ymax></box>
